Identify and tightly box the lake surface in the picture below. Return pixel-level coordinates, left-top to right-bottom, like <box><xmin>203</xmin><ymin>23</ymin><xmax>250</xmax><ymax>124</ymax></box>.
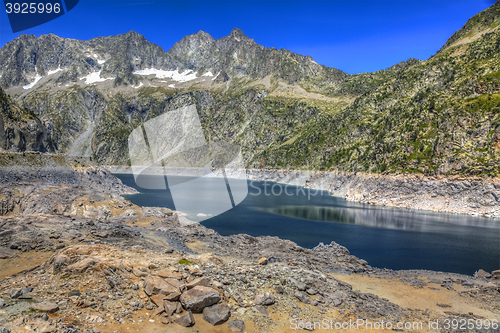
<box><xmin>116</xmin><ymin>173</ymin><xmax>500</xmax><ymax>275</ymax></box>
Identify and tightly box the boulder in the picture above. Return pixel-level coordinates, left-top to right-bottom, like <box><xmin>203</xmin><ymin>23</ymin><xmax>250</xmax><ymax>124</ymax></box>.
<box><xmin>32</xmin><ymin>302</ymin><xmax>59</xmax><ymax>313</ymax></box>
<box><xmin>150</xmin><ymin>294</ymin><xmax>165</xmax><ymax>307</ymax></box>
<box><xmin>187</xmin><ymin>277</ymin><xmax>211</xmax><ymax>290</ymax></box>
<box><xmin>258</xmin><ymin>257</ymin><xmax>268</xmax><ymax>265</ymax></box>
<box><xmin>157</xmin><ymin>269</ymin><xmax>182</xmax><ymax>279</ymax></box>
<box><xmin>180</xmin><ymin>286</ymin><xmax>221</xmax><ymax>313</ymax></box>
<box><xmin>490</xmin><ymin>270</ymin><xmax>500</xmax><ymax>280</ymax></box>
<box><xmin>253</xmin><ymin>305</ymin><xmax>270</xmax><ymax>317</ymax></box>
<box><xmin>475</xmin><ymin>269</ymin><xmax>491</xmax><ymax>279</ymax></box>
<box><xmin>203</xmin><ymin>303</ymin><xmax>231</xmax><ymax>325</ymax></box>
<box><xmin>144</xmin><ymin>276</ymin><xmax>178</xmax><ymax>296</ymax></box>
<box><xmin>163</xmin><ymin>300</ymin><xmax>178</xmax><ymax>316</ymax></box>
<box><xmin>174</xmin><ymin>311</ymin><xmax>195</xmax><ymax>327</ymax></box>
<box><xmin>0</xmin><ymin>247</ymin><xmax>16</xmax><ymax>259</ymax></box>
<box><xmin>254</xmin><ymin>293</ymin><xmax>275</xmax><ymax>306</ymax></box>
<box><xmin>228</xmin><ymin>320</ymin><xmax>246</xmax><ymax>333</ymax></box>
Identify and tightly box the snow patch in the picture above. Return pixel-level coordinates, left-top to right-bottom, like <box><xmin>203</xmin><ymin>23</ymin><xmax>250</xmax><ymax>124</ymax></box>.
<box><xmin>202</xmin><ymin>71</ymin><xmax>213</xmax><ymax>77</ymax></box>
<box><xmin>168</xmin><ymin>84</ymin><xmax>175</xmax><ymax>88</ymax></box>
<box><xmin>23</xmin><ymin>73</ymin><xmax>42</xmax><ymax>90</ymax></box>
<box><xmin>48</xmin><ymin>67</ymin><xmax>63</xmax><ymax>75</ymax></box>
<box><xmin>133</xmin><ymin>68</ymin><xmax>197</xmax><ymax>82</ymax></box>
<box><xmin>80</xmin><ymin>71</ymin><xmax>114</xmax><ymax>84</ymax></box>
<box><xmin>132</xmin><ymin>82</ymin><xmax>143</xmax><ymax>89</ymax></box>
<box><xmin>97</xmin><ymin>60</ymin><xmax>106</xmax><ymax>65</ymax></box>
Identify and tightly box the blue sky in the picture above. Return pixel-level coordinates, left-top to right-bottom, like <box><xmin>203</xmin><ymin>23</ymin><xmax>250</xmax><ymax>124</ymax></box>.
<box><xmin>0</xmin><ymin>0</ymin><xmax>495</xmax><ymax>74</ymax></box>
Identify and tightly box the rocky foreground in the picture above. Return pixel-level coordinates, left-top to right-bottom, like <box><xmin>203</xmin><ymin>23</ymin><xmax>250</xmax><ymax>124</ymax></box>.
<box><xmin>1</xmin><ymin>159</ymin><xmax>499</xmax><ymax>332</ymax></box>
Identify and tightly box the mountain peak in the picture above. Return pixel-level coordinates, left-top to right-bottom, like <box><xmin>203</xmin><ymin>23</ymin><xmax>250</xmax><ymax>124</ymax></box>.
<box><xmin>230</xmin><ymin>28</ymin><xmax>245</xmax><ymax>38</ymax></box>
<box><xmin>122</xmin><ymin>30</ymin><xmax>146</xmax><ymax>40</ymax></box>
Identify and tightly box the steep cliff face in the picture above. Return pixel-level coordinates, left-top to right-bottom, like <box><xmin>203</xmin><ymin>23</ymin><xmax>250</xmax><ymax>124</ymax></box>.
<box><xmin>0</xmin><ymin>89</ymin><xmax>54</xmax><ymax>153</ymax></box>
<box><xmin>0</xmin><ymin>3</ymin><xmax>499</xmax><ymax>176</ymax></box>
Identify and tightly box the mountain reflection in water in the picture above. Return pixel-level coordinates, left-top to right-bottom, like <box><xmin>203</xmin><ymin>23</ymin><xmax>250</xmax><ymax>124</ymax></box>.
<box><xmin>257</xmin><ymin>205</ymin><xmax>499</xmax><ymax>234</ymax></box>
<box><xmin>116</xmin><ymin>174</ymin><xmax>500</xmax><ymax>275</ymax></box>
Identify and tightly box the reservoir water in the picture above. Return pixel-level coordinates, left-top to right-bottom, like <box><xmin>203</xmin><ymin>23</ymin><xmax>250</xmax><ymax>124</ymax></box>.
<box><xmin>116</xmin><ymin>173</ymin><xmax>499</xmax><ymax>275</ymax></box>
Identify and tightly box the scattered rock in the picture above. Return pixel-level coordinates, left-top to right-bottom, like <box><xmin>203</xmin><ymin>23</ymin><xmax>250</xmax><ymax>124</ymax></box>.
<box><xmin>0</xmin><ymin>247</ymin><xmax>16</xmax><ymax>259</ymax></box>
<box><xmin>174</xmin><ymin>311</ymin><xmax>195</xmax><ymax>327</ymax></box>
<box><xmin>144</xmin><ymin>276</ymin><xmax>177</xmax><ymax>296</ymax></box>
<box><xmin>254</xmin><ymin>293</ymin><xmax>275</xmax><ymax>306</ymax></box>
<box><xmin>180</xmin><ymin>286</ymin><xmax>221</xmax><ymax>313</ymax></box>
<box><xmin>186</xmin><ymin>277</ymin><xmax>211</xmax><ymax>289</ymax></box>
<box><xmin>258</xmin><ymin>257</ymin><xmax>268</xmax><ymax>265</ymax></box>
<box><xmin>67</xmin><ymin>290</ymin><xmax>80</xmax><ymax>297</ymax></box>
<box><xmin>228</xmin><ymin>319</ymin><xmax>246</xmax><ymax>333</ymax></box>
<box><xmin>203</xmin><ymin>303</ymin><xmax>231</xmax><ymax>325</ymax></box>
<box><xmin>32</xmin><ymin>302</ymin><xmax>59</xmax><ymax>313</ymax></box>
<box><xmin>9</xmin><ymin>289</ymin><xmax>22</xmax><ymax>299</ymax></box>
<box><xmin>294</xmin><ymin>291</ymin><xmax>310</xmax><ymax>304</ymax></box>
<box><xmin>253</xmin><ymin>305</ymin><xmax>270</xmax><ymax>317</ymax></box>
<box><xmin>306</xmin><ymin>288</ymin><xmax>317</xmax><ymax>295</ymax></box>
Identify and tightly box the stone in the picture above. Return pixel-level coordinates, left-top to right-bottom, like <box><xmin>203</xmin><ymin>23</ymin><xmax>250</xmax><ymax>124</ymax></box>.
<box><xmin>174</xmin><ymin>311</ymin><xmax>195</xmax><ymax>327</ymax></box>
<box><xmin>212</xmin><ymin>280</ymin><xmax>224</xmax><ymax>289</ymax></box>
<box><xmin>489</xmin><ymin>270</ymin><xmax>500</xmax><ymax>280</ymax></box>
<box><xmin>152</xmin><ymin>305</ymin><xmax>164</xmax><ymax>316</ymax></box>
<box><xmin>475</xmin><ymin>269</ymin><xmax>491</xmax><ymax>279</ymax></box>
<box><xmin>295</xmin><ymin>282</ymin><xmax>307</xmax><ymax>291</ymax></box>
<box><xmin>276</xmin><ymin>286</ymin><xmax>284</xmax><ymax>294</ymax></box>
<box><xmin>186</xmin><ymin>266</ymin><xmax>202</xmax><ymax>276</ymax></box>
<box><xmin>165</xmin><ymin>278</ymin><xmax>185</xmax><ymax>290</ymax></box>
<box><xmin>0</xmin><ymin>247</ymin><xmax>16</xmax><ymax>259</ymax></box>
<box><xmin>0</xmin><ymin>298</ymin><xmax>4</xmax><ymax>308</ymax></box>
<box><xmin>157</xmin><ymin>269</ymin><xmax>182</xmax><ymax>279</ymax></box>
<box><xmin>306</xmin><ymin>288</ymin><xmax>317</xmax><ymax>295</ymax></box>
<box><xmin>228</xmin><ymin>320</ymin><xmax>246</xmax><ymax>333</ymax></box>
<box><xmin>144</xmin><ymin>276</ymin><xmax>178</xmax><ymax>296</ymax></box>
<box><xmin>187</xmin><ymin>277</ymin><xmax>211</xmax><ymax>290</ymax></box>
<box><xmin>203</xmin><ymin>303</ymin><xmax>231</xmax><ymax>326</ymax></box>
<box><xmin>253</xmin><ymin>305</ymin><xmax>270</xmax><ymax>317</ymax></box>
<box><xmin>294</xmin><ymin>291</ymin><xmax>310</xmax><ymax>304</ymax></box>
<box><xmin>9</xmin><ymin>289</ymin><xmax>22</xmax><ymax>299</ymax></box>
<box><xmin>163</xmin><ymin>300</ymin><xmax>177</xmax><ymax>316</ymax></box>
<box><xmin>254</xmin><ymin>293</ymin><xmax>275</xmax><ymax>306</ymax></box>
<box><xmin>68</xmin><ymin>290</ymin><xmax>80</xmax><ymax>297</ymax></box>
<box><xmin>331</xmin><ymin>296</ymin><xmax>342</xmax><ymax>306</ymax></box>
<box><xmin>258</xmin><ymin>257</ymin><xmax>268</xmax><ymax>265</ymax></box>
<box><xmin>180</xmin><ymin>286</ymin><xmax>221</xmax><ymax>313</ymax></box>
<box><xmin>150</xmin><ymin>294</ymin><xmax>165</xmax><ymax>307</ymax></box>
<box><xmin>132</xmin><ymin>266</ymin><xmax>148</xmax><ymax>277</ymax></box>
<box><xmin>32</xmin><ymin>302</ymin><xmax>59</xmax><ymax>313</ymax></box>
<box><xmin>164</xmin><ymin>290</ymin><xmax>182</xmax><ymax>302</ymax></box>
<box><xmin>21</xmin><ymin>287</ymin><xmax>33</xmax><ymax>295</ymax></box>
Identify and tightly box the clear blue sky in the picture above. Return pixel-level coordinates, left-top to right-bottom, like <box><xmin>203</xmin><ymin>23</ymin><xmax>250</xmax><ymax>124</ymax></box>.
<box><xmin>0</xmin><ymin>0</ymin><xmax>495</xmax><ymax>74</ymax></box>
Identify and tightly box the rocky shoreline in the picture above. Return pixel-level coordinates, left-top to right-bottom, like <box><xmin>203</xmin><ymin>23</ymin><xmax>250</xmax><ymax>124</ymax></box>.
<box><xmin>0</xmin><ymin>158</ymin><xmax>498</xmax><ymax>332</ymax></box>
<box><xmin>108</xmin><ymin>166</ymin><xmax>500</xmax><ymax>218</ymax></box>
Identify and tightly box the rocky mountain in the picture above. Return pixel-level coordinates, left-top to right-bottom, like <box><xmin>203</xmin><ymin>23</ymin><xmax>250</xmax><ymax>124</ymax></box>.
<box><xmin>0</xmin><ymin>2</ymin><xmax>499</xmax><ymax>176</ymax></box>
